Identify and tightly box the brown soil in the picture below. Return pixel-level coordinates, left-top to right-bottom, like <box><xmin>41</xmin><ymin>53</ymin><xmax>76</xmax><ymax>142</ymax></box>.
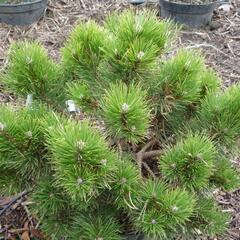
<box><xmin>0</xmin><ymin>0</ymin><xmax>240</xmax><ymax>239</ymax></box>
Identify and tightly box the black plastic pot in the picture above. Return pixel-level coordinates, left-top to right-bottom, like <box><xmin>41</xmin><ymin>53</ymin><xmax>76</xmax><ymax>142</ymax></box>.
<box><xmin>129</xmin><ymin>0</ymin><xmax>145</xmax><ymax>4</ymax></box>
<box><xmin>0</xmin><ymin>0</ymin><xmax>47</xmax><ymax>25</ymax></box>
<box><xmin>159</xmin><ymin>0</ymin><xmax>223</xmax><ymax>27</ymax></box>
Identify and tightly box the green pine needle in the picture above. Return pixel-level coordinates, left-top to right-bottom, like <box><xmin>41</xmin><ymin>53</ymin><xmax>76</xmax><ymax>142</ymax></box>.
<box><xmin>150</xmin><ymin>49</ymin><xmax>204</xmax><ymax>118</ymax></box>
<box><xmin>0</xmin><ymin>169</ymin><xmax>22</xmax><ymax>195</ymax></box>
<box><xmin>0</xmin><ymin>9</ymin><xmax>236</xmax><ymax>239</ymax></box>
<box><xmin>211</xmin><ymin>157</ymin><xmax>240</xmax><ymax>191</ymax></box>
<box><xmin>199</xmin><ymin>67</ymin><xmax>221</xmax><ymax>98</ymax></box>
<box><xmin>31</xmin><ymin>178</ymin><xmax>72</xmax><ymax>216</ymax></box>
<box><xmin>3</xmin><ymin>41</ymin><xmax>63</xmax><ymax>107</ymax></box>
<box><xmin>61</xmin><ymin>21</ymin><xmax>106</xmax><ymax>82</ymax></box>
<box><xmin>72</xmin><ymin>214</ymin><xmax>121</xmax><ymax>240</ymax></box>
<box><xmin>111</xmin><ymin>158</ymin><xmax>142</xmax><ymax>210</ymax></box>
<box><xmin>105</xmin><ymin>9</ymin><xmax>178</xmax><ymax>54</ymax></box>
<box><xmin>102</xmin><ymin>10</ymin><xmax>178</xmax><ymax>82</ymax></box>
<box><xmin>161</xmin><ymin>188</ymin><xmax>195</xmax><ymax>227</ymax></box>
<box><xmin>0</xmin><ymin>105</ymin><xmax>49</xmax><ymax>186</ymax></box>
<box><xmin>101</xmin><ymin>83</ymin><xmax>151</xmax><ymax>143</ymax></box>
<box><xmin>39</xmin><ymin>208</ymin><xmax>76</xmax><ymax>240</ymax></box>
<box><xmin>135</xmin><ymin>180</ymin><xmax>195</xmax><ymax>239</ymax></box>
<box><xmin>198</xmin><ymin>84</ymin><xmax>240</xmax><ymax>147</ymax></box>
<box><xmin>136</xmin><ymin>210</ymin><xmax>167</xmax><ymax>240</ymax></box>
<box><xmin>47</xmin><ymin>119</ymin><xmax>117</xmax><ymax>201</ymax></box>
<box><xmin>140</xmin><ymin>179</ymin><xmax>167</xmax><ymax>208</ymax></box>
<box><xmin>188</xmin><ymin>197</ymin><xmax>230</xmax><ymax>237</ymax></box>
<box><xmin>160</xmin><ymin>134</ymin><xmax>216</xmax><ymax>191</ymax></box>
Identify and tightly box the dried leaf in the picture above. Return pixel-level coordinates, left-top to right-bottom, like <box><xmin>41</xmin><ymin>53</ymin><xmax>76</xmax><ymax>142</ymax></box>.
<box><xmin>21</xmin><ymin>222</ymin><xmax>30</xmax><ymax>240</ymax></box>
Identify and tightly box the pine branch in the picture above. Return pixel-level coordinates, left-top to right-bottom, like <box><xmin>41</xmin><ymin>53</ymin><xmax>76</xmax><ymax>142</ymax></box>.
<box><xmin>136</xmin><ymin>139</ymin><xmax>161</xmax><ymax>178</ymax></box>
<box><xmin>142</xmin><ymin>162</ymin><xmax>156</xmax><ymax>179</ymax></box>
<box><xmin>142</xmin><ymin>150</ymin><xmax>162</xmax><ymax>159</ymax></box>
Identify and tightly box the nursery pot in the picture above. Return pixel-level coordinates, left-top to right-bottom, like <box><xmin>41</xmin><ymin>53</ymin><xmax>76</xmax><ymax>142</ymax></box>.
<box><xmin>129</xmin><ymin>0</ymin><xmax>145</xmax><ymax>4</ymax></box>
<box><xmin>159</xmin><ymin>0</ymin><xmax>226</xmax><ymax>27</ymax></box>
<box><xmin>0</xmin><ymin>0</ymin><xmax>47</xmax><ymax>25</ymax></box>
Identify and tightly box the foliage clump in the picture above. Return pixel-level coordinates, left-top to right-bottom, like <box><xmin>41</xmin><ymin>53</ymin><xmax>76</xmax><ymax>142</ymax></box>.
<box><xmin>1</xmin><ymin>9</ymin><xmax>239</xmax><ymax>240</ymax></box>
<box><xmin>160</xmin><ymin>134</ymin><xmax>216</xmax><ymax>191</ymax></box>
<box><xmin>4</xmin><ymin>42</ymin><xmax>63</xmax><ymax>108</ymax></box>
<box><xmin>101</xmin><ymin>83</ymin><xmax>151</xmax><ymax>143</ymax></box>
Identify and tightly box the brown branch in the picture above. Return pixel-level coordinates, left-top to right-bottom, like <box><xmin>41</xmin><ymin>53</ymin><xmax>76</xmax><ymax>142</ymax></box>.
<box><xmin>137</xmin><ymin>138</ymin><xmax>157</xmax><ymax>164</ymax></box>
<box><xmin>142</xmin><ymin>162</ymin><xmax>156</xmax><ymax>179</ymax></box>
<box><xmin>136</xmin><ymin>138</ymin><xmax>161</xmax><ymax>176</ymax></box>
<box><xmin>136</xmin><ymin>152</ymin><xmax>143</xmax><ymax>173</ymax></box>
<box><xmin>141</xmin><ymin>150</ymin><xmax>162</xmax><ymax>160</ymax></box>
<box><xmin>8</xmin><ymin>228</ymin><xmax>28</xmax><ymax>234</ymax></box>
<box><xmin>139</xmin><ymin>138</ymin><xmax>157</xmax><ymax>153</ymax></box>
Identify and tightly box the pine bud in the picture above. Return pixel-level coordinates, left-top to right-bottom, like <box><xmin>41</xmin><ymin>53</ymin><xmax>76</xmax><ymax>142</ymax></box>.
<box><xmin>151</xmin><ymin>219</ymin><xmax>157</xmax><ymax>224</ymax></box>
<box><xmin>223</xmin><ymin>128</ymin><xmax>228</xmax><ymax>134</ymax></box>
<box><xmin>172</xmin><ymin>205</ymin><xmax>179</xmax><ymax>212</ymax></box>
<box><xmin>121</xmin><ymin>177</ymin><xmax>127</xmax><ymax>184</ymax></box>
<box><xmin>121</xmin><ymin>103</ymin><xmax>130</xmax><ymax>113</ymax></box>
<box><xmin>152</xmin><ymin>192</ymin><xmax>157</xmax><ymax>198</ymax></box>
<box><xmin>76</xmin><ymin>140</ymin><xmax>85</xmax><ymax>150</ymax></box>
<box><xmin>171</xmin><ymin>163</ymin><xmax>176</xmax><ymax>169</ymax></box>
<box><xmin>137</xmin><ymin>51</ymin><xmax>145</xmax><ymax>60</ymax></box>
<box><xmin>25</xmin><ymin>131</ymin><xmax>33</xmax><ymax>139</ymax></box>
<box><xmin>71</xmin><ymin>49</ymin><xmax>77</xmax><ymax>56</ymax></box>
<box><xmin>100</xmin><ymin>159</ymin><xmax>107</xmax><ymax>166</ymax></box>
<box><xmin>131</xmin><ymin>126</ymin><xmax>136</xmax><ymax>132</ymax></box>
<box><xmin>77</xmin><ymin>178</ymin><xmax>84</xmax><ymax>185</ymax></box>
<box><xmin>196</xmin><ymin>153</ymin><xmax>203</xmax><ymax>160</ymax></box>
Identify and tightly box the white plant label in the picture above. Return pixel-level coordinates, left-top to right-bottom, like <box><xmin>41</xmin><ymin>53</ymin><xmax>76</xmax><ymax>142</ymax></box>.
<box><xmin>66</xmin><ymin>100</ymin><xmax>77</xmax><ymax>113</ymax></box>
<box><xmin>26</xmin><ymin>94</ymin><xmax>33</xmax><ymax>107</ymax></box>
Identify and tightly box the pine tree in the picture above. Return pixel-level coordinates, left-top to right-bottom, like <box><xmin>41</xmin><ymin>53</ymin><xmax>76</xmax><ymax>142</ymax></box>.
<box><xmin>1</xmin><ymin>9</ymin><xmax>239</xmax><ymax>240</ymax></box>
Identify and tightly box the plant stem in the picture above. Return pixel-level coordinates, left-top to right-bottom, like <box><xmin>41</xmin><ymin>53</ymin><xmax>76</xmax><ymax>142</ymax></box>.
<box><xmin>136</xmin><ymin>138</ymin><xmax>161</xmax><ymax>177</ymax></box>
<box><xmin>141</xmin><ymin>150</ymin><xmax>162</xmax><ymax>160</ymax></box>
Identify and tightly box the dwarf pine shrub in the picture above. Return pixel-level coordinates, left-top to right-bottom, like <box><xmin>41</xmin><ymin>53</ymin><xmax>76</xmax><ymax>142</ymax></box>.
<box><xmin>1</xmin><ymin>9</ymin><xmax>240</xmax><ymax>240</ymax></box>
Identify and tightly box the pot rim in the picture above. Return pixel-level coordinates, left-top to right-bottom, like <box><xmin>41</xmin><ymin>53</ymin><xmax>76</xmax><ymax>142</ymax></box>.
<box><xmin>159</xmin><ymin>0</ymin><xmax>218</xmax><ymax>7</ymax></box>
<box><xmin>0</xmin><ymin>0</ymin><xmax>45</xmax><ymax>7</ymax></box>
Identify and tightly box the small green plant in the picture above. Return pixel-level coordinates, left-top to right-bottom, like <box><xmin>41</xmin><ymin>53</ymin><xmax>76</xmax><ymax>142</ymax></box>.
<box><xmin>1</xmin><ymin>9</ymin><xmax>239</xmax><ymax>239</ymax></box>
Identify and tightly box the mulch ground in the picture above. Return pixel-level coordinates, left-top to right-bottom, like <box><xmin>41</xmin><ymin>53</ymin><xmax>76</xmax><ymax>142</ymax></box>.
<box><xmin>0</xmin><ymin>0</ymin><xmax>240</xmax><ymax>239</ymax></box>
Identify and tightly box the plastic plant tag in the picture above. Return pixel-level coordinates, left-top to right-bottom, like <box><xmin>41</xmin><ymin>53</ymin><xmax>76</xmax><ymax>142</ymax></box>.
<box><xmin>66</xmin><ymin>100</ymin><xmax>77</xmax><ymax>113</ymax></box>
<box><xmin>26</xmin><ymin>94</ymin><xmax>33</xmax><ymax>107</ymax></box>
